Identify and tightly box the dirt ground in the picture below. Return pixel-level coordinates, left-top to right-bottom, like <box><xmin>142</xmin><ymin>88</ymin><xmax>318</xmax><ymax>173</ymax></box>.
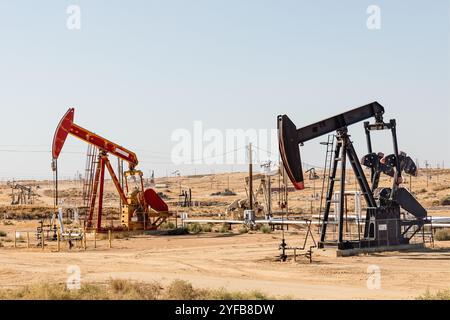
<box><xmin>0</xmin><ymin>220</ymin><xmax>449</xmax><ymax>300</ymax></box>
<box><xmin>0</xmin><ymin>170</ymin><xmax>449</xmax><ymax>300</ymax></box>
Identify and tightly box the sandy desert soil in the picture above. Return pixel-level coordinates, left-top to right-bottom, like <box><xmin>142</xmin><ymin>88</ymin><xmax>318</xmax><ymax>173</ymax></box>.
<box><xmin>0</xmin><ymin>227</ymin><xmax>449</xmax><ymax>300</ymax></box>
<box><xmin>0</xmin><ymin>170</ymin><xmax>449</xmax><ymax>299</ymax></box>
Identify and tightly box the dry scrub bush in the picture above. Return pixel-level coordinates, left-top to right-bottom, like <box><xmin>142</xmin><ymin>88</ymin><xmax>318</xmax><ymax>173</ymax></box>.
<box><xmin>160</xmin><ymin>222</ymin><xmax>176</xmax><ymax>230</ymax></box>
<box><xmin>109</xmin><ymin>279</ymin><xmax>163</xmax><ymax>300</ymax></box>
<box><xmin>0</xmin><ymin>279</ymin><xmax>273</xmax><ymax>301</ymax></box>
<box><xmin>0</xmin><ymin>280</ymin><xmax>161</xmax><ymax>300</ymax></box>
<box><xmin>165</xmin><ymin>280</ymin><xmax>200</xmax><ymax>300</ymax></box>
<box><xmin>186</xmin><ymin>223</ymin><xmax>213</xmax><ymax>234</ymax></box>
<box><xmin>187</xmin><ymin>223</ymin><xmax>202</xmax><ymax>234</ymax></box>
<box><xmin>440</xmin><ymin>195</ymin><xmax>450</xmax><ymax>206</ymax></box>
<box><xmin>164</xmin><ymin>280</ymin><xmax>271</xmax><ymax>300</ymax></box>
<box><xmin>260</xmin><ymin>225</ymin><xmax>272</xmax><ymax>234</ymax></box>
<box><xmin>207</xmin><ymin>288</ymin><xmax>270</xmax><ymax>300</ymax></box>
<box><xmin>201</xmin><ymin>224</ymin><xmax>213</xmax><ymax>233</ymax></box>
<box><xmin>239</xmin><ymin>226</ymin><xmax>249</xmax><ymax>234</ymax></box>
<box><xmin>219</xmin><ymin>223</ymin><xmax>231</xmax><ymax>233</ymax></box>
<box><xmin>435</xmin><ymin>229</ymin><xmax>450</xmax><ymax>241</ymax></box>
<box><xmin>418</xmin><ymin>289</ymin><xmax>450</xmax><ymax>300</ymax></box>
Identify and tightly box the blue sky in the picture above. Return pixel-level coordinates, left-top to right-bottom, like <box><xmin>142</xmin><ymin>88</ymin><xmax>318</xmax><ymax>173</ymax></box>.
<box><xmin>0</xmin><ymin>0</ymin><xmax>448</xmax><ymax>179</ymax></box>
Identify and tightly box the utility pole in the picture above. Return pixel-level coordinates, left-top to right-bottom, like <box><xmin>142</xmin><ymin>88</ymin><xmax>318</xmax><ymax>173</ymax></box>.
<box><xmin>248</xmin><ymin>143</ymin><xmax>253</xmax><ymax>210</ymax></box>
<box><xmin>437</xmin><ymin>162</ymin><xmax>440</xmax><ymax>182</ymax></box>
<box><xmin>425</xmin><ymin>160</ymin><xmax>430</xmax><ymax>188</ymax></box>
<box><xmin>261</xmin><ymin>161</ymin><xmax>273</xmax><ymax>217</ymax></box>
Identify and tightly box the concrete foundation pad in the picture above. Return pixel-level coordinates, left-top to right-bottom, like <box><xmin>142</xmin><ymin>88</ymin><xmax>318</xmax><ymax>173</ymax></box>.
<box><xmin>336</xmin><ymin>243</ymin><xmax>426</xmax><ymax>257</ymax></box>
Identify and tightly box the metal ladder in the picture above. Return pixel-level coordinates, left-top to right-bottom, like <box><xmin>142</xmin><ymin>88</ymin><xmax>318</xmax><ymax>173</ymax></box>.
<box><xmin>319</xmin><ymin>132</ymin><xmax>377</xmax><ymax>247</ymax></box>
<box><xmin>319</xmin><ymin>135</ymin><xmax>335</xmax><ymax>233</ymax></box>
<box><xmin>82</xmin><ymin>145</ymin><xmax>98</xmax><ymax>208</ymax></box>
<box><xmin>324</xmin><ymin>139</ymin><xmax>345</xmax><ymax>242</ymax></box>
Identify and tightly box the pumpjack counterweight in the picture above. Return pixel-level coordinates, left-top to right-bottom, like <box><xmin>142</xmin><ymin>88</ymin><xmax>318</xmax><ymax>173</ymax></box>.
<box><xmin>278</xmin><ymin>102</ymin><xmax>429</xmax><ymax>250</ymax></box>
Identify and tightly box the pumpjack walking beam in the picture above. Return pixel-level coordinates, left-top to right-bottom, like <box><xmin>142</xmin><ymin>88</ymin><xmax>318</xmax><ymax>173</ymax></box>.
<box><xmin>278</xmin><ymin>102</ymin><xmax>385</xmax><ymax>191</ymax></box>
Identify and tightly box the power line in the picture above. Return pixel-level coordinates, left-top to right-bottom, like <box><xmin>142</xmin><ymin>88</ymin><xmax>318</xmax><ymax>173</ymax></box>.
<box><xmin>252</xmin><ymin>145</ymin><xmax>325</xmax><ymax>169</ymax></box>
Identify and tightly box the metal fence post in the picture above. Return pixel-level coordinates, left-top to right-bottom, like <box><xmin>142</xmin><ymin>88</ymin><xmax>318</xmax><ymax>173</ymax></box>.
<box><xmin>57</xmin><ymin>231</ymin><xmax>60</xmax><ymax>252</ymax></box>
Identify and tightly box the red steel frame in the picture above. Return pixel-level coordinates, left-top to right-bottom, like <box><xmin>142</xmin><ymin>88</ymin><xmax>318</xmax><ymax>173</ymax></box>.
<box><xmin>52</xmin><ymin>108</ymin><xmax>140</xmax><ymax>231</ymax></box>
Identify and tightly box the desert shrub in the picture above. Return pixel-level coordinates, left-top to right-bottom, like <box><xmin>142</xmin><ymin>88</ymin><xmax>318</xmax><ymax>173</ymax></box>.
<box><xmin>0</xmin><ymin>231</ymin><xmax>7</xmax><ymax>237</ymax></box>
<box><xmin>109</xmin><ymin>279</ymin><xmax>162</xmax><ymax>300</ymax></box>
<box><xmin>418</xmin><ymin>289</ymin><xmax>450</xmax><ymax>300</ymax></box>
<box><xmin>435</xmin><ymin>229</ymin><xmax>450</xmax><ymax>241</ymax></box>
<box><xmin>417</xmin><ymin>188</ymin><xmax>428</xmax><ymax>194</ymax></box>
<box><xmin>440</xmin><ymin>196</ymin><xmax>450</xmax><ymax>206</ymax></box>
<box><xmin>219</xmin><ymin>223</ymin><xmax>231</xmax><ymax>233</ymax></box>
<box><xmin>0</xmin><ymin>280</ymin><xmax>158</xmax><ymax>300</ymax></box>
<box><xmin>2</xmin><ymin>220</ymin><xmax>13</xmax><ymax>226</ymax></box>
<box><xmin>160</xmin><ymin>222</ymin><xmax>176</xmax><ymax>230</ymax></box>
<box><xmin>187</xmin><ymin>223</ymin><xmax>202</xmax><ymax>234</ymax></box>
<box><xmin>239</xmin><ymin>226</ymin><xmax>249</xmax><ymax>234</ymax></box>
<box><xmin>207</xmin><ymin>288</ymin><xmax>271</xmax><ymax>300</ymax></box>
<box><xmin>165</xmin><ymin>280</ymin><xmax>198</xmax><ymax>300</ymax></box>
<box><xmin>0</xmin><ymin>279</ymin><xmax>277</xmax><ymax>301</ymax></box>
<box><xmin>260</xmin><ymin>225</ymin><xmax>272</xmax><ymax>234</ymax></box>
<box><xmin>201</xmin><ymin>224</ymin><xmax>213</xmax><ymax>233</ymax></box>
<box><xmin>0</xmin><ymin>283</ymin><xmax>84</xmax><ymax>300</ymax></box>
<box><xmin>432</xmin><ymin>200</ymin><xmax>440</xmax><ymax>206</ymax></box>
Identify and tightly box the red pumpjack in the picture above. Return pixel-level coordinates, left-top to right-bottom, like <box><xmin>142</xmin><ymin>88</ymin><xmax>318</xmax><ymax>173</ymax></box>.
<box><xmin>52</xmin><ymin>108</ymin><xmax>170</xmax><ymax>231</ymax></box>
